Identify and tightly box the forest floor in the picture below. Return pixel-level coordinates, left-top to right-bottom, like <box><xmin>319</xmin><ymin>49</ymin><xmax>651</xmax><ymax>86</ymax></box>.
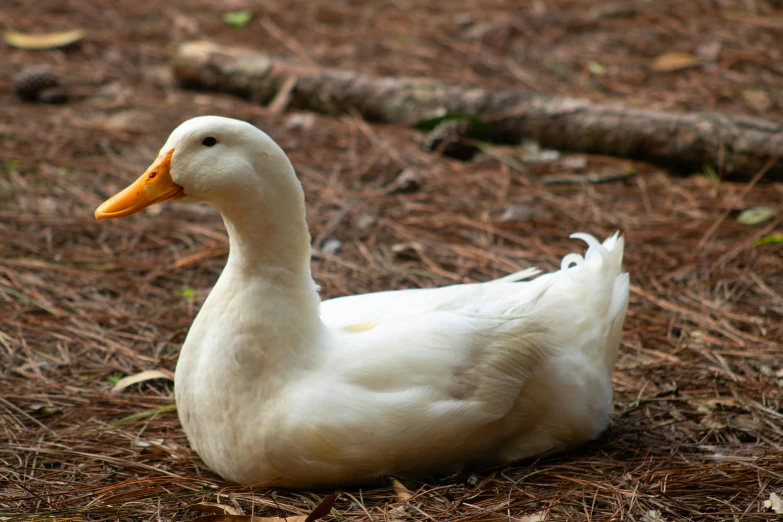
<box><xmin>1</xmin><ymin>0</ymin><xmax>782</xmax><ymax>520</ymax></box>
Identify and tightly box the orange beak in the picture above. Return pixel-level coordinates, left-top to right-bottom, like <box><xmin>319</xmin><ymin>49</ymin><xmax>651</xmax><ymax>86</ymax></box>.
<box><xmin>94</xmin><ymin>149</ymin><xmax>184</xmax><ymax>220</ymax></box>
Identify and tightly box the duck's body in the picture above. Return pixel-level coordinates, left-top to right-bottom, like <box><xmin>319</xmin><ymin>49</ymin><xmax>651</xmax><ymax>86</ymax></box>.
<box><xmin>96</xmin><ymin>116</ymin><xmax>629</xmax><ymax>488</ymax></box>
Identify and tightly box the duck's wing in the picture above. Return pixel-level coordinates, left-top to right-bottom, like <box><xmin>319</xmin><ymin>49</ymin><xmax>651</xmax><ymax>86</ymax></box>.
<box><xmin>275</xmin><ymin>297</ymin><xmax>560</xmax><ymax>484</ymax></box>
<box><xmin>323</xmin><ymin>246</ymin><xmax>625</xmax><ymax>424</ymax></box>
<box><xmin>273</xmin><ymin>234</ymin><xmax>628</xmax><ymax>484</ymax></box>
<box><xmin>319</xmin><ymin>266</ymin><xmax>541</xmax><ymax>331</ymax></box>
<box><xmin>319</xmin><ymin>233</ymin><xmax>627</xmax><ymax>419</ymax></box>
<box><xmin>327</xmin><ymin>300</ymin><xmax>558</xmax><ymax>418</ymax></box>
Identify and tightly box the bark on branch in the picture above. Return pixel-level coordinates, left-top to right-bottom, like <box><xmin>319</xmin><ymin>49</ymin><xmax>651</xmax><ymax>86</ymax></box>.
<box><xmin>173</xmin><ymin>41</ymin><xmax>783</xmax><ymax>178</ymax></box>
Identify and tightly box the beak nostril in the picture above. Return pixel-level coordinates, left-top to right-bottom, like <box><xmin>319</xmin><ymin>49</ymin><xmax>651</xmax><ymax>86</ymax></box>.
<box><xmin>149</xmin><ymin>172</ymin><xmax>157</xmax><ymax>179</ymax></box>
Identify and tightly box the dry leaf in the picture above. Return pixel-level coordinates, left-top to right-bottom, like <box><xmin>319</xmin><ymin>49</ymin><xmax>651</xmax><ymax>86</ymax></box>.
<box><xmin>385</xmin><ymin>169</ymin><xmax>422</xmax><ymax>194</ymax></box>
<box><xmin>741</xmin><ymin>89</ymin><xmax>773</xmax><ymax>112</ymax></box>
<box><xmin>303</xmin><ymin>493</ymin><xmax>338</xmax><ymax>522</ymax></box>
<box><xmin>391</xmin><ymin>241</ymin><xmax>423</xmax><ymax>253</ymax></box>
<box><xmin>736</xmin><ymin>206</ymin><xmax>775</xmax><ymax>225</ymax></box>
<box><xmin>284</xmin><ymin>113</ymin><xmax>316</xmax><ymax>131</ymax></box>
<box><xmin>111</xmin><ymin>369</ymin><xmax>174</xmax><ymax>393</ymax></box>
<box><xmin>696</xmin><ymin>41</ymin><xmax>722</xmax><ymax>63</ymax></box>
<box><xmin>686</xmin><ymin>397</ymin><xmax>738</xmax><ymax>414</ymax></box>
<box><xmin>699</xmin><ymin>415</ymin><xmax>727</xmax><ymax>430</ymax></box>
<box><xmin>641</xmin><ymin>509</ymin><xmax>666</xmax><ymax>522</ymax></box>
<box><xmin>763</xmin><ymin>492</ymin><xmax>783</xmax><ymax>514</ymax></box>
<box><xmin>187</xmin><ymin>502</ymin><xmax>244</xmax><ymax>516</ymax></box>
<box><xmin>390</xmin><ymin>477</ymin><xmax>413</xmax><ymax>502</ymax></box>
<box><xmin>497</xmin><ymin>204</ymin><xmax>536</xmax><ymax>223</ymax></box>
<box><xmin>4</xmin><ymin>28</ymin><xmax>85</xmax><ymax>50</ymax></box>
<box><xmin>131</xmin><ymin>438</ymin><xmax>178</xmax><ymax>453</ymax></box>
<box><xmin>731</xmin><ymin>414</ymin><xmax>761</xmax><ymax>431</ymax></box>
<box><xmin>190</xmin><ymin>493</ymin><xmax>337</xmax><ymax>522</ymax></box>
<box><xmin>518</xmin><ymin>510</ymin><xmax>549</xmax><ymax>522</ymax></box>
<box><xmin>650</xmin><ymin>52</ymin><xmax>701</xmax><ymax>72</ymax></box>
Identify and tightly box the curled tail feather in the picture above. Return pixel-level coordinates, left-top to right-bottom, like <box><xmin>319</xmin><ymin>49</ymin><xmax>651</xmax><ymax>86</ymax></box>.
<box><xmin>550</xmin><ymin>232</ymin><xmax>630</xmax><ymax>370</ymax></box>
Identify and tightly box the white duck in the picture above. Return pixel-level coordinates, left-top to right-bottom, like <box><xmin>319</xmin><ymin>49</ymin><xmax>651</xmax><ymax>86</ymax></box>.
<box><xmin>95</xmin><ymin>116</ymin><xmax>629</xmax><ymax>489</ymax></box>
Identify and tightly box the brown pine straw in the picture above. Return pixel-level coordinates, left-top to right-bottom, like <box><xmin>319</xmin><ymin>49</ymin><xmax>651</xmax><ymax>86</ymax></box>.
<box><xmin>1</xmin><ymin>0</ymin><xmax>782</xmax><ymax>520</ymax></box>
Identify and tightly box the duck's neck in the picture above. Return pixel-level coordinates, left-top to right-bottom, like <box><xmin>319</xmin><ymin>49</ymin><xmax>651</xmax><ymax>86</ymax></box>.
<box><xmin>212</xmin><ymin>179</ymin><xmax>321</xmax><ymax>325</ymax></box>
<box><xmin>220</xmin><ymin>194</ymin><xmax>311</xmax><ymax>276</ymax></box>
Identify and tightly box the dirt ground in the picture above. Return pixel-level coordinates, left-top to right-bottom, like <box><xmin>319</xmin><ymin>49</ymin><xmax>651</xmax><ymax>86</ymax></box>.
<box><xmin>1</xmin><ymin>0</ymin><xmax>782</xmax><ymax>520</ymax></box>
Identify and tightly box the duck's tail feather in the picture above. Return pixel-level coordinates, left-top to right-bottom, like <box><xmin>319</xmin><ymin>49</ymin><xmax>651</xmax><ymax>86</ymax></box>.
<box><xmin>561</xmin><ymin>232</ymin><xmax>629</xmax><ymax>369</ymax></box>
<box><xmin>491</xmin><ymin>232</ymin><xmax>628</xmax><ymax>372</ymax></box>
<box><xmin>507</xmin><ymin>232</ymin><xmax>628</xmax><ymax>373</ymax></box>
<box><xmin>569</xmin><ymin>231</ymin><xmax>627</xmax><ymax>319</ymax></box>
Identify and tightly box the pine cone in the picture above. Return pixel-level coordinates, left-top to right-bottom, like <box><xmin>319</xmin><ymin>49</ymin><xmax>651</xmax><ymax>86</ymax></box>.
<box><xmin>15</xmin><ymin>69</ymin><xmax>62</xmax><ymax>102</ymax></box>
<box><xmin>422</xmin><ymin>119</ymin><xmax>477</xmax><ymax>160</ymax></box>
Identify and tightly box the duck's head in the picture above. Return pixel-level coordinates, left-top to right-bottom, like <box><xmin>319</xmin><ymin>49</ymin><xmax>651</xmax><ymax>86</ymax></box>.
<box><xmin>95</xmin><ymin>116</ymin><xmax>299</xmax><ymax>220</ymax></box>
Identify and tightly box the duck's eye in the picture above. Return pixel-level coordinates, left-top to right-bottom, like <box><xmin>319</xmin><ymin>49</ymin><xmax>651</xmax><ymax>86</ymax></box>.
<box><xmin>202</xmin><ymin>137</ymin><xmax>218</xmax><ymax>147</ymax></box>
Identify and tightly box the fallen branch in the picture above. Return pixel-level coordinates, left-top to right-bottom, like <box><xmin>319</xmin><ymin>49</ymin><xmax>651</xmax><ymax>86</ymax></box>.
<box><xmin>173</xmin><ymin>41</ymin><xmax>783</xmax><ymax>178</ymax></box>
